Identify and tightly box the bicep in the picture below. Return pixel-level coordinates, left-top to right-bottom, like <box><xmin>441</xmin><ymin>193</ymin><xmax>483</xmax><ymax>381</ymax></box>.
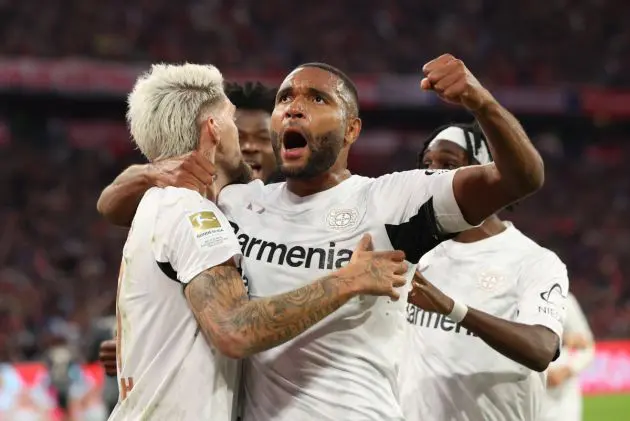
<box><xmin>452</xmin><ymin>163</ymin><xmax>518</xmax><ymax>225</ymax></box>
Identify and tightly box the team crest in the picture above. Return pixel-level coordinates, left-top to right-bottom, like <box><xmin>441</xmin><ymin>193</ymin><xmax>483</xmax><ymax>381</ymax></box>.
<box><xmin>477</xmin><ymin>269</ymin><xmax>504</xmax><ymax>292</ymax></box>
<box><xmin>326</xmin><ymin>208</ymin><xmax>359</xmax><ymax>230</ymax></box>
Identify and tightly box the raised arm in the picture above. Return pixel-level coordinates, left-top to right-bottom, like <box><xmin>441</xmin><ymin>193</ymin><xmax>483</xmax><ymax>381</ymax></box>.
<box><xmin>421</xmin><ymin>54</ymin><xmax>544</xmax><ymax>225</ymax></box>
<box><xmin>97</xmin><ymin>152</ymin><xmax>216</xmax><ymax>226</ymax></box>
<box><xmin>185</xmin><ymin>236</ymin><xmax>407</xmax><ymax>359</ymax></box>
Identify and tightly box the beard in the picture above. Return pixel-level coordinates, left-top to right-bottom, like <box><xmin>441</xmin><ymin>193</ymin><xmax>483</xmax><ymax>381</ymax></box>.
<box><xmin>271</xmin><ymin>129</ymin><xmax>344</xmax><ymax>179</ymax></box>
<box><xmin>225</xmin><ymin>159</ymin><xmax>254</xmax><ymax>186</ymax></box>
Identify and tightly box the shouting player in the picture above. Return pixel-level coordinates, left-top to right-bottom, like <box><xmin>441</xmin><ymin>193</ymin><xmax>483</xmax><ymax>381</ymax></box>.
<box><xmin>107</xmin><ymin>64</ymin><xmax>409</xmax><ymax>420</ymax></box>
<box><xmin>402</xmin><ymin>122</ymin><xmax>569</xmax><ymax>421</ymax></box>
<box><xmin>98</xmin><ymin>55</ymin><xmax>546</xmax><ymax>421</ymax></box>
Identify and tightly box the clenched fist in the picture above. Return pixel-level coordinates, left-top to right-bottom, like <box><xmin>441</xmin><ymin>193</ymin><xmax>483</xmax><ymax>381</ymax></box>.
<box><xmin>421</xmin><ymin>54</ymin><xmax>495</xmax><ymax>112</ymax></box>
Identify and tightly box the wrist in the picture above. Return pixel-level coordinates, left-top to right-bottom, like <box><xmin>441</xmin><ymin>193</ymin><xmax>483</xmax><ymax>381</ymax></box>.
<box><xmin>471</xmin><ymin>92</ymin><xmax>499</xmax><ymax>116</ymax></box>
<box><xmin>334</xmin><ymin>266</ymin><xmax>364</xmax><ymax>298</ymax></box>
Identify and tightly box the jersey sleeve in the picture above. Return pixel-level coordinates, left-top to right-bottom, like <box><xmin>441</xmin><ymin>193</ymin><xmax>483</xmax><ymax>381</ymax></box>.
<box><xmin>155</xmin><ymin>188</ymin><xmax>243</xmax><ymax>285</ymax></box>
<box><xmin>515</xmin><ymin>251</ymin><xmax>569</xmax><ymax>343</ymax></box>
<box><xmin>370</xmin><ymin>169</ymin><xmax>475</xmax><ymax>234</ymax></box>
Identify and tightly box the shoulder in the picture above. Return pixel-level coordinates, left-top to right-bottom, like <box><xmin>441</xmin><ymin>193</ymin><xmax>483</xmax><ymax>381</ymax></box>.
<box><xmin>218</xmin><ymin>179</ymin><xmax>266</xmax><ymax>208</ymax></box>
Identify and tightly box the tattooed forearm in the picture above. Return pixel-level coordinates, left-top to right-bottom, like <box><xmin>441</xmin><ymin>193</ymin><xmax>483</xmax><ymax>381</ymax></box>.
<box><xmin>184</xmin><ymin>264</ymin><xmax>359</xmax><ymax>358</ymax></box>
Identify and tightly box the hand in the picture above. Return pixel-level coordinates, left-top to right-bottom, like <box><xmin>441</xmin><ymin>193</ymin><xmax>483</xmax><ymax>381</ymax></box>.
<box><xmin>564</xmin><ymin>333</ymin><xmax>590</xmax><ymax>350</ymax></box>
<box><xmin>421</xmin><ymin>54</ymin><xmax>495</xmax><ymax>112</ymax></box>
<box><xmin>343</xmin><ymin>234</ymin><xmax>408</xmax><ymax>301</ymax></box>
<box><xmin>149</xmin><ymin>151</ymin><xmax>217</xmax><ymax>199</ymax></box>
<box><xmin>547</xmin><ymin>365</ymin><xmax>572</xmax><ymax>388</ymax></box>
<box><xmin>99</xmin><ymin>339</ymin><xmax>117</xmax><ymax>377</ymax></box>
<box><xmin>408</xmin><ymin>269</ymin><xmax>454</xmax><ymax>315</ymax></box>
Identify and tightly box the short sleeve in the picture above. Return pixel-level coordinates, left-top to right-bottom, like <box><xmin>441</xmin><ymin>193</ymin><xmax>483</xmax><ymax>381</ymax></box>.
<box><xmin>370</xmin><ymin>169</ymin><xmax>476</xmax><ymax>234</ymax></box>
<box><xmin>155</xmin><ymin>188</ymin><xmax>242</xmax><ymax>284</ymax></box>
<box><xmin>515</xmin><ymin>251</ymin><xmax>569</xmax><ymax>342</ymax></box>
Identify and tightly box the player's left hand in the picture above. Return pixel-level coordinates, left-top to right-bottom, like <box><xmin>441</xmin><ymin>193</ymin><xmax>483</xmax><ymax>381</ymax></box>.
<box><xmin>547</xmin><ymin>365</ymin><xmax>572</xmax><ymax>388</ymax></box>
<box><xmin>421</xmin><ymin>54</ymin><xmax>495</xmax><ymax>112</ymax></box>
<box><xmin>408</xmin><ymin>269</ymin><xmax>454</xmax><ymax>315</ymax></box>
<box><xmin>99</xmin><ymin>339</ymin><xmax>117</xmax><ymax>377</ymax></box>
<box><xmin>563</xmin><ymin>332</ymin><xmax>590</xmax><ymax>350</ymax></box>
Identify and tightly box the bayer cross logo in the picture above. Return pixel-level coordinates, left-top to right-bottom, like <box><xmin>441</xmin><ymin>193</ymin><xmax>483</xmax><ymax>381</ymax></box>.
<box><xmin>326</xmin><ymin>208</ymin><xmax>359</xmax><ymax>230</ymax></box>
<box><xmin>477</xmin><ymin>269</ymin><xmax>504</xmax><ymax>292</ymax></box>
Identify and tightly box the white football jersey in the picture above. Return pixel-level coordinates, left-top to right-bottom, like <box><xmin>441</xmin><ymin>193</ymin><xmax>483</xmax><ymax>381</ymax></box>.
<box><xmin>218</xmin><ymin>169</ymin><xmax>472</xmax><ymax>421</ymax></box>
<box><xmin>398</xmin><ymin>222</ymin><xmax>569</xmax><ymax>421</ymax></box>
<box><xmin>540</xmin><ymin>293</ymin><xmax>594</xmax><ymax>421</ymax></box>
<box><xmin>109</xmin><ymin>187</ymin><xmax>242</xmax><ymax>421</ymax></box>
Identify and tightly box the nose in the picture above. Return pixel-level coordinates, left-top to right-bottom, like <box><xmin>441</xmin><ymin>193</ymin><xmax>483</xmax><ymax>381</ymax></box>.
<box><xmin>240</xmin><ymin>138</ymin><xmax>258</xmax><ymax>153</ymax></box>
<box><xmin>284</xmin><ymin>102</ymin><xmax>305</xmax><ymax>120</ymax></box>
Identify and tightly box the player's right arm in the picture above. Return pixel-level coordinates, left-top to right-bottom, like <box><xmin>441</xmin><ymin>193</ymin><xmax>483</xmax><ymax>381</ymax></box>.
<box><xmin>185</xmin><ymin>239</ymin><xmax>406</xmax><ymax>359</ymax></box>
<box><xmin>162</xmin><ymin>191</ymin><xmax>407</xmax><ymax>359</ymax></box>
<box><xmin>96</xmin><ymin>152</ymin><xmax>215</xmax><ymax>227</ymax></box>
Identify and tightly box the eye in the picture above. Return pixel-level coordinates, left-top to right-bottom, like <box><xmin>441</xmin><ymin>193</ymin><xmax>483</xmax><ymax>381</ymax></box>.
<box><xmin>313</xmin><ymin>95</ymin><xmax>325</xmax><ymax>104</ymax></box>
<box><xmin>278</xmin><ymin>94</ymin><xmax>292</xmax><ymax>104</ymax></box>
<box><xmin>446</xmin><ymin>162</ymin><xmax>459</xmax><ymax>170</ymax></box>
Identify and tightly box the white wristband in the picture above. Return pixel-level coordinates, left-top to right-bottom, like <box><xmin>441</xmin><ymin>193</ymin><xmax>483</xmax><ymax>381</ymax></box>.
<box><xmin>448</xmin><ymin>300</ymin><xmax>468</xmax><ymax>323</ymax></box>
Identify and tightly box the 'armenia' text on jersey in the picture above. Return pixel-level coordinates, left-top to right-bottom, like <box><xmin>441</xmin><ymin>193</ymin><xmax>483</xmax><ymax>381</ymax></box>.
<box><xmin>218</xmin><ymin>169</ymin><xmax>474</xmax><ymax>421</ymax></box>
<box><xmin>398</xmin><ymin>223</ymin><xmax>569</xmax><ymax>421</ymax></box>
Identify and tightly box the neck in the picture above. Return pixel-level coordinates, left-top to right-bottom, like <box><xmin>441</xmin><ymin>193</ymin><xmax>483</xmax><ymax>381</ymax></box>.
<box><xmin>286</xmin><ymin>168</ymin><xmax>352</xmax><ymax>197</ymax></box>
<box><xmin>453</xmin><ymin>215</ymin><xmax>506</xmax><ymax>243</ymax></box>
<box><xmin>208</xmin><ymin>170</ymin><xmax>232</xmax><ymax>202</ymax></box>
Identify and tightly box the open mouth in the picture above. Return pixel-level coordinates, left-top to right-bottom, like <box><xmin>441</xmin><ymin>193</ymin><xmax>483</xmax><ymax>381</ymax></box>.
<box><xmin>245</xmin><ymin>161</ymin><xmax>261</xmax><ymax>172</ymax></box>
<box><xmin>283</xmin><ymin>130</ymin><xmax>308</xmax><ymax>150</ymax></box>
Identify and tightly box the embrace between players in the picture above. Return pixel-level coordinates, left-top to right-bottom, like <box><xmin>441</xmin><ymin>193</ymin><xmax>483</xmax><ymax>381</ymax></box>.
<box><xmin>96</xmin><ymin>55</ymin><xmax>573</xmax><ymax>421</ymax></box>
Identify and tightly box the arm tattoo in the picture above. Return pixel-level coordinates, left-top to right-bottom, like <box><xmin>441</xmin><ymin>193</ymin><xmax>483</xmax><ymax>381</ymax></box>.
<box><xmin>185</xmin><ymin>265</ymin><xmax>358</xmax><ymax>357</ymax></box>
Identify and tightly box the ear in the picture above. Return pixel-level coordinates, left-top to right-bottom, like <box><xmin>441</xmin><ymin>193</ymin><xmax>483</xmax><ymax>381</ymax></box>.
<box><xmin>344</xmin><ymin>117</ymin><xmax>362</xmax><ymax>146</ymax></box>
<box><xmin>199</xmin><ymin>116</ymin><xmax>221</xmax><ymax>163</ymax></box>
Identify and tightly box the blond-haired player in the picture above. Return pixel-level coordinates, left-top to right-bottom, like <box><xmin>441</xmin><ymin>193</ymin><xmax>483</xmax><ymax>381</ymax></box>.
<box><xmin>108</xmin><ymin>63</ymin><xmax>408</xmax><ymax>421</ymax></box>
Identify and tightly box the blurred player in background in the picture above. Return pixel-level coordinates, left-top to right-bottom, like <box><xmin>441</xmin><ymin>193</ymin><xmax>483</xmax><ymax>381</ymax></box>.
<box><xmin>98</xmin><ymin>54</ymin><xmax>546</xmax><ymax>421</ymax></box>
<box><xmin>109</xmin><ymin>63</ymin><xmax>408</xmax><ymax>420</ymax></box>
<box><xmin>540</xmin><ymin>292</ymin><xmax>595</xmax><ymax>421</ymax></box>
<box><xmin>224</xmin><ymin>81</ymin><xmax>283</xmax><ymax>184</ymax></box>
<box><xmin>402</xmin><ymin>123</ymin><xmax>569</xmax><ymax>421</ymax></box>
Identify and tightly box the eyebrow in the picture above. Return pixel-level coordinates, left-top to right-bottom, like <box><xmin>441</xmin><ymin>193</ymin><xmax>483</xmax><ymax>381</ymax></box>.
<box><xmin>276</xmin><ymin>86</ymin><xmax>336</xmax><ymax>104</ymax></box>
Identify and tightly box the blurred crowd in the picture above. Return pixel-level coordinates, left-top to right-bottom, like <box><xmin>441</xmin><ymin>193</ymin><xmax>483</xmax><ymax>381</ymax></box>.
<box><xmin>1</xmin><ymin>0</ymin><xmax>630</xmax><ymax>86</ymax></box>
<box><xmin>0</xmin><ymin>122</ymin><xmax>629</xmax><ymax>363</ymax></box>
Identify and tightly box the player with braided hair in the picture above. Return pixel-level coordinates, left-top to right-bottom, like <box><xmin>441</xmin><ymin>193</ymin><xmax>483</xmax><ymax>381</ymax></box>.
<box><xmin>401</xmin><ymin>122</ymin><xmax>569</xmax><ymax>421</ymax></box>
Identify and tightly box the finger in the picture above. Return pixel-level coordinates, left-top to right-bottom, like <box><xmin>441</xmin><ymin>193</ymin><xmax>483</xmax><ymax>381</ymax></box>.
<box><xmin>388</xmin><ymin>289</ymin><xmax>401</xmax><ymax>301</ymax></box>
<box><xmin>191</xmin><ymin>151</ymin><xmax>217</xmax><ymax>179</ymax></box>
<box><xmin>393</xmin><ymin>262</ymin><xmax>408</xmax><ymax>275</ymax></box>
<box><xmin>391</xmin><ymin>275</ymin><xmax>407</xmax><ymax>288</ymax></box>
<box><xmin>372</xmin><ymin>249</ymin><xmax>405</xmax><ymax>262</ymax></box>
<box><xmin>354</xmin><ymin>234</ymin><xmax>373</xmax><ymax>252</ymax></box>
<box><xmin>422</xmin><ymin>54</ymin><xmax>455</xmax><ymax>75</ymax></box>
<box><xmin>182</xmin><ymin>158</ymin><xmax>215</xmax><ymax>187</ymax></box>
<box><xmin>432</xmin><ymin>71</ymin><xmax>462</xmax><ymax>94</ymax></box>
<box><xmin>420</xmin><ymin>78</ymin><xmax>432</xmax><ymax>90</ymax></box>
<box><xmin>426</xmin><ymin>60</ymin><xmax>461</xmax><ymax>86</ymax></box>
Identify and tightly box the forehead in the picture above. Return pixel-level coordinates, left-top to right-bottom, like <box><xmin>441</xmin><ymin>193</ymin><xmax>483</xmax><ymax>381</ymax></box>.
<box><xmin>425</xmin><ymin>139</ymin><xmax>467</xmax><ymax>157</ymax></box>
<box><xmin>279</xmin><ymin>67</ymin><xmax>343</xmax><ymax>96</ymax></box>
<box><xmin>234</xmin><ymin>109</ymin><xmax>270</xmax><ymax>128</ymax></box>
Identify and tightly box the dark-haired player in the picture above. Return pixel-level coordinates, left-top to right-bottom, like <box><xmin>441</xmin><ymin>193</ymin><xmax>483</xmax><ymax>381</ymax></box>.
<box><xmin>98</xmin><ymin>55</ymin><xmax>546</xmax><ymax>421</ymax></box>
<box><xmin>402</xmin><ymin>123</ymin><xmax>569</xmax><ymax>421</ymax></box>
<box><xmin>224</xmin><ymin>82</ymin><xmax>281</xmax><ymax>183</ymax></box>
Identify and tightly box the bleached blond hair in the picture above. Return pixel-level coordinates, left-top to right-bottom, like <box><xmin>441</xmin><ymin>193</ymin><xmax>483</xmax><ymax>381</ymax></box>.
<box><xmin>127</xmin><ymin>63</ymin><xmax>225</xmax><ymax>161</ymax></box>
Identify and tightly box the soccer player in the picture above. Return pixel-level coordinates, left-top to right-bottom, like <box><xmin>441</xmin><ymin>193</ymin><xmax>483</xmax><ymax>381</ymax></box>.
<box><xmin>402</xmin><ymin>122</ymin><xmax>569</xmax><ymax>421</ymax></box>
<box><xmin>107</xmin><ymin>63</ymin><xmax>409</xmax><ymax>421</ymax></box>
<box><xmin>224</xmin><ymin>82</ymin><xmax>280</xmax><ymax>183</ymax></box>
<box><xmin>98</xmin><ymin>54</ymin><xmax>546</xmax><ymax>421</ymax></box>
<box><xmin>540</xmin><ymin>293</ymin><xmax>595</xmax><ymax>421</ymax></box>
<box><xmin>97</xmin><ymin>81</ymin><xmax>281</xmax><ymax>380</ymax></box>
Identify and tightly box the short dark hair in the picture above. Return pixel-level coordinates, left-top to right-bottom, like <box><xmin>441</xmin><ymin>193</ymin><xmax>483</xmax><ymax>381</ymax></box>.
<box><xmin>417</xmin><ymin>121</ymin><xmax>491</xmax><ymax>169</ymax></box>
<box><xmin>224</xmin><ymin>81</ymin><xmax>277</xmax><ymax>114</ymax></box>
<box><xmin>297</xmin><ymin>62</ymin><xmax>360</xmax><ymax>117</ymax></box>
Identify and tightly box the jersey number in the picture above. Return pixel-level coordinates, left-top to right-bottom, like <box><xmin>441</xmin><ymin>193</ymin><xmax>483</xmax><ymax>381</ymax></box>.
<box><xmin>115</xmin><ymin>258</ymin><xmax>135</xmax><ymax>400</ymax></box>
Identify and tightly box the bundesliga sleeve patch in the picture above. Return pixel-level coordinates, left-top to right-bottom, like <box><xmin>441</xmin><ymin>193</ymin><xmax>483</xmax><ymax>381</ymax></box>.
<box><xmin>186</xmin><ymin>211</ymin><xmax>229</xmax><ymax>249</ymax></box>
